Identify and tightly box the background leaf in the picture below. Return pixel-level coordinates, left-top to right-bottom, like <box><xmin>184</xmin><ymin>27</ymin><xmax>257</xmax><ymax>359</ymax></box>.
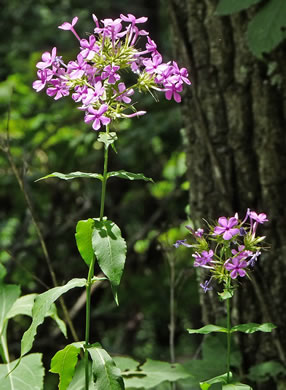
<box><xmin>6</xmin><ymin>294</ymin><xmax>37</xmax><ymax>319</ymax></box>
<box><xmin>231</xmin><ymin>322</ymin><xmax>276</xmax><ymax>333</ymax></box>
<box><xmin>121</xmin><ymin>359</ymin><xmax>191</xmax><ymax>389</ymax></box>
<box><xmin>0</xmin><ymin>284</ymin><xmax>21</xmax><ymax>333</ymax></box>
<box><xmin>113</xmin><ymin>356</ymin><xmax>140</xmax><ymax>372</ymax></box>
<box><xmin>107</xmin><ymin>171</ymin><xmax>154</xmax><ymax>182</ymax></box>
<box><xmin>21</xmin><ymin>278</ymin><xmax>86</xmax><ymax>356</ymax></box>
<box><xmin>187</xmin><ymin>325</ymin><xmax>228</xmax><ymax>334</ymax></box>
<box><xmin>88</xmin><ymin>344</ymin><xmax>124</xmax><ymax>390</ymax></box>
<box><xmin>92</xmin><ymin>219</ymin><xmax>127</xmax><ymax>305</ymax></box>
<box><xmin>200</xmin><ymin>372</ymin><xmax>229</xmax><ymax>390</ymax></box>
<box><xmin>36</xmin><ymin>171</ymin><xmax>103</xmax><ymax>182</ymax></box>
<box><xmin>50</xmin><ymin>344</ymin><xmax>81</xmax><ymax>390</ymax></box>
<box><xmin>0</xmin><ymin>353</ymin><xmax>44</xmax><ymax>390</ymax></box>
<box><xmin>247</xmin><ymin>0</ymin><xmax>286</xmax><ymax>57</ymax></box>
<box><xmin>75</xmin><ymin>219</ymin><xmax>95</xmax><ymax>267</ymax></box>
<box><xmin>216</xmin><ymin>0</ymin><xmax>262</xmax><ymax>15</ymax></box>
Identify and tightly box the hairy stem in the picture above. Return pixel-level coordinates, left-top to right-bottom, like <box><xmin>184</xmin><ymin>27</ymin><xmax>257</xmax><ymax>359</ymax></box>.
<box><xmin>85</xmin><ymin>126</ymin><xmax>110</xmax><ymax>389</ymax></box>
<box><xmin>226</xmin><ymin>297</ymin><xmax>231</xmax><ymax>383</ymax></box>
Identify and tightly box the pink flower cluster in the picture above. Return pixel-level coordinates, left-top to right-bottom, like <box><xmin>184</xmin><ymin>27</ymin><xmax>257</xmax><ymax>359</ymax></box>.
<box><xmin>33</xmin><ymin>14</ymin><xmax>191</xmax><ymax>131</ymax></box>
<box><xmin>174</xmin><ymin>209</ymin><xmax>268</xmax><ymax>292</ymax></box>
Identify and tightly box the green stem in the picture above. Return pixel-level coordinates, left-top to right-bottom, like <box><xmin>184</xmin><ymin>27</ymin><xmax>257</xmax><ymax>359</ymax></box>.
<box><xmin>84</xmin><ymin>126</ymin><xmax>110</xmax><ymax>390</ymax></box>
<box><xmin>226</xmin><ymin>297</ymin><xmax>231</xmax><ymax>383</ymax></box>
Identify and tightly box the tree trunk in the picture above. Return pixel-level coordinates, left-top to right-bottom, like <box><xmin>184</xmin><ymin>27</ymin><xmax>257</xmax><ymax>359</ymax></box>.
<box><xmin>168</xmin><ymin>0</ymin><xmax>286</xmax><ymax>388</ymax></box>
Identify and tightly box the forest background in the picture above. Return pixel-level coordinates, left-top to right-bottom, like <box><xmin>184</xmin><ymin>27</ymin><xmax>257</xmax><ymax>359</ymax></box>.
<box><xmin>1</xmin><ymin>0</ymin><xmax>286</xmax><ymax>389</ymax></box>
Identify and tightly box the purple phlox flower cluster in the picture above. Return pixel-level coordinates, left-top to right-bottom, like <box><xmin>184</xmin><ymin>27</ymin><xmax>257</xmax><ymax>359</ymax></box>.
<box><xmin>33</xmin><ymin>13</ymin><xmax>191</xmax><ymax>132</ymax></box>
<box><xmin>214</xmin><ymin>216</ymin><xmax>240</xmax><ymax>240</ymax></box>
<box><xmin>192</xmin><ymin>250</ymin><xmax>214</xmax><ymax>268</ymax></box>
<box><xmin>174</xmin><ymin>209</ymin><xmax>268</xmax><ymax>294</ymax></box>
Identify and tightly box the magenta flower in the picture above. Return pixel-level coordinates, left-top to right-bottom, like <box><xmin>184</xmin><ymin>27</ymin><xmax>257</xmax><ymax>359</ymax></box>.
<box><xmin>120</xmin><ymin>14</ymin><xmax>148</xmax><ymax>25</ymax></box>
<box><xmin>192</xmin><ymin>250</ymin><xmax>214</xmax><ymax>268</ymax></box>
<box><xmin>143</xmin><ymin>54</ymin><xmax>165</xmax><ymax>74</ymax></box>
<box><xmin>115</xmin><ymin>83</ymin><xmax>134</xmax><ymax>104</ymax></box>
<box><xmin>214</xmin><ymin>217</ymin><xmax>240</xmax><ymax>240</ymax></box>
<box><xmin>146</xmin><ymin>37</ymin><xmax>158</xmax><ymax>54</ymax></box>
<box><xmin>67</xmin><ymin>54</ymin><xmax>87</xmax><ymax>79</ymax></box>
<box><xmin>46</xmin><ymin>79</ymin><xmax>70</xmax><ymax>100</ymax></box>
<box><xmin>101</xmin><ymin>65</ymin><xmax>120</xmax><ymax>84</ymax></box>
<box><xmin>164</xmin><ymin>79</ymin><xmax>183</xmax><ymax>103</ymax></box>
<box><xmin>58</xmin><ymin>16</ymin><xmax>78</xmax><ymax>31</ymax></box>
<box><xmin>249</xmin><ymin>211</ymin><xmax>268</xmax><ymax>224</ymax></box>
<box><xmin>231</xmin><ymin>245</ymin><xmax>252</xmax><ymax>261</ymax></box>
<box><xmin>80</xmin><ymin>35</ymin><xmax>99</xmax><ymax>60</ymax></box>
<box><xmin>32</xmin><ymin>69</ymin><xmax>53</xmax><ymax>92</ymax></box>
<box><xmin>82</xmin><ymin>82</ymin><xmax>105</xmax><ymax>105</ymax></box>
<box><xmin>72</xmin><ymin>85</ymin><xmax>88</xmax><ymax>103</ymax></box>
<box><xmin>36</xmin><ymin>47</ymin><xmax>57</xmax><ymax>69</ymax></box>
<box><xmin>224</xmin><ymin>257</ymin><xmax>248</xmax><ymax>279</ymax></box>
<box><xmin>172</xmin><ymin>61</ymin><xmax>191</xmax><ymax>85</ymax></box>
<box><xmin>84</xmin><ymin>104</ymin><xmax>110</xmax><ymax>131</ymax></box>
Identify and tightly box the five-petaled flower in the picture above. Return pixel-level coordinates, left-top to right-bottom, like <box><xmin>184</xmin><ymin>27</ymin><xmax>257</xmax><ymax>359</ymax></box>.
<box><xmin>224</xmin><ymin>257</ymin><xmax>248</xmax><ymax>279</ymax></box>
<box><xmin>214</xmin><ymin>217</ymin><xmax>240</xmax><ymax>240</ymax></box>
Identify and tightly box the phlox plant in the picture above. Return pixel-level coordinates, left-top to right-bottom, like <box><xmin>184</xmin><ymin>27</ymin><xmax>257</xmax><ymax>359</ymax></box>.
<box><xmin>174</xmin><ymin>209</ymin><xmax>276</xmax><ymax>389</ymax></box>
<box><xmin>0</xmin><ymin>12</ymin><xmax>192</xmax><ymax>390</ymax></box>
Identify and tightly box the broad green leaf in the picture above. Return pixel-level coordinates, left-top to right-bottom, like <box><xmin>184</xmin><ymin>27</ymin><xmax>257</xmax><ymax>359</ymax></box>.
<box><xmin>107</xmin><ymin>171</ymin><xmax>154</xmax><ymax>183</ymax></box>
<box><xmin>36</xmin><ymin>171</ymin><xmax>103</xmax><ymax>182</ymax></box>
<box><xmin>0</xmin><ymin>353</ymin><xmax>44</xmax><ymax>390</ymax></box>
<box><xmin>247</xmin><ymin>0</ymin><xmax>286</xmax><ymax>57</ymax></box>
<box><xmin>75</xmin><ymin>219</ymin><xmax>95</xmax><ymax>267</ymax></box>
<box><xmin>6</xmin><ymin>293</ymin><xmax>37</xmax><ymax>319</ymax></box>
<box><xmin>6</xmin><ymin>294</ymin><xmax>67</xmax><ymax>337</ymax></box>
<box><xmin>0</xmin><ymin>284</ymin><xmax>21</xmax><ymax>333</ymax></box>
<box><xmin>216</xmin><ymin>0</ymin><xmax>262</xmax><ymax>15</ymax></box>
<box><xmin>67</xmin><ymin>360</ymin><xmax>95</xmax><ymax>390</ymax></box>
<box><xmin>231</xmin><ymin>322</ymin><xmax>276</xmax><ymax>333</ymax></box>
<box><xmin>200</xmin><ymin>372</ymin><xmax>230</xmax><ymax>390</ymax></box>
<box><xmin>88</xmin><ymin>343</ymin><xmax>124</xmax><ymax>390</ymax></box>
<box><xmin>50</xmin><ymin>344</ymin><xmax>81</xmax><ymax>390</ymax></box>
<box><xmin>98</xmin><ymin>132</ymin><xmax>118</xmax><ymax>148</ymax></box>
<box><xmin>187</xmin><ymin>325</ymin><xmax>228</xmax><ymax>334</ymax></box>
<box><xmin>92</xmin><ymin>219</ymin><xmax>126</xmax><ymax>305</ymax></box>
<box><xmin>21</xmin><ymin>278</ymin><xmax>86</xmax><ymax>357</ymax></box>
<box><xmin>222</xmin><ymin>383</ymin><xmax>252</xmax><ymax>390</ymax></box>
<box><xmin>122</xmin><ymin>359</ymin><xmax>191</xmax><ymax>389</ymax></box>
<box><xmin>113</xmin><ymin>356</ymin><xmax>140</xmax><ymax>372</ymax></box>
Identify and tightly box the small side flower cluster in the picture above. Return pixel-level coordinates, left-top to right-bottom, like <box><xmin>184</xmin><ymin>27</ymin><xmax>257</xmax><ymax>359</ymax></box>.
<box><xmin>33</xmin><ymin>14</ymin><xmax>191</xmax><ymax>131</ymax></box>
<box><xmin>174</xmin><ymin>209</ymin><xmax>268</xmax><ymax>294</ymax></box>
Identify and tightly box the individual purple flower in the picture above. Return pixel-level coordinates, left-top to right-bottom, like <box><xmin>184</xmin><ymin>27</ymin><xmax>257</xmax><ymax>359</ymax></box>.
<box><xmin>185</xmin><ymin>225</ymin><xmax>204</xmax><ymax>239</ymax></box>
<box><xmin>58</xmin><ymin>16</ymin><xmax>81</xmax><ymax>41</ymax></box>
<box><xmin>224</xmin><ymin>257</ymin><xmax>248</xmax><ymax>279</ymax></box>
<box><xmin>120</xmin><ymin>13</ymin><xmax>148</xmax><ymax>25</ymax></box>
<box><xmin>231</xmin><ymin>245</ymin><xmax>252</xmax><ymax>261</ymax></box>
<box><xmin>164</xmin><ymin>79</ymin><xmax>183</xmax><ymax>103</ymax></box>
<box><xmin>46</xmin><ymin>79</ymin><xmax>70</xmax><ymax>100</ymax></box>
<box><xmin>213</xmin><ymin>217</ymin><xmax>240</xmax><ymax>240</ymax></box>
<box><xmin>146</xmin><ymin>36</ymin><xmax>158</xmax><ymax>54</ymax></box>
<box><xmin>67</xmin><ymin>54</ymin><xmax>87</xmax><ymax>79</ymax></box>
<box><xmin>80</xmin><ymin>35</ymin><xmax>99</xmax><ymax>60</ymax></box>
<box><xmin>172</xmin><ymin>61</ymin><xmax>191</xmax><ymax>85</ymax></box>
<box><xmin>33</xmin><ymin>69</ymin><xmax>53</xmax><ymax>92</ymax></box>
<box><xmin>82</xmin><ymin>82</ymin><xmax>105</xmax><ymax>105</ymax></box>
<box><xmin>36</xmin><ymin>47</ymin><xmax>57</xmax><ymax>69</ymax></box>
<box><xmin>249</xmin><ymin>211</ymin><xmax>268</xmax><ymax>224</ymax></box>
<box><xmin>72</xmin><ymin>85</ymin><xmax>88</xmax><ymax>103</ymax></box>
<box><xmin>200</xmin><ymin>279</ymin><xmax>213</xmax><ymax>293</ymax></box>
<box><xmin>247</xmin><ymin>250</ymin><xmax>261</xmax><ymax>267</ymax></box>
<box><xmin>101</xmin><ymin>65</ymin><xmax>120</xmax><ymax>84</ymax></box>
<box><xmin>192</xmin><ymin>250</ymin><xmax>214</xmax><ymax>268</ymax></box>
<box><xmin>143</xmin><ymin>54</ymin><xmax>165</xmax><ymax>74</ymax></box>
<box><xmin>84</xmin><ymin>104</ymin><xmax>110</xmax><ymax>131</ymax></box>
<box><xmin>115</xmin><ymin>83</ymin><xmax>134</xmax><ymax>104</ymax></box>
<box><xmin>173</xmin><ymin>239</ymin><xmax>192</xmax><ymax>248</ymax></box>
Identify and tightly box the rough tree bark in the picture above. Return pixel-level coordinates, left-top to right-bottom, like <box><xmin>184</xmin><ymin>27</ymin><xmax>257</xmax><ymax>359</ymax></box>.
<box><xmin>168</xmin><ymin>0</ymin><xmax>286</xmax><ymax>388</ymax></box>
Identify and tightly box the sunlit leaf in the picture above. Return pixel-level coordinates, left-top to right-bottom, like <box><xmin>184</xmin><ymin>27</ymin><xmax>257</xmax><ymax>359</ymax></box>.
<box><xmin>92</xmin><ymin>219</ymin><xmax>127</xmax><ymax>305</ymax></box>
<box><xmin>231</xmin><ymin>322</ymin><xmax>276</xmax><ymax>333</ymax></box>
<box><xmin>75</xmin><ymin>219</ymin><xmax>95</xmax><ymax>267</ymax></box>
<box><xmin>88</xmin><ymin>343</ymin><xmax>124</xmax><ymax>390</ymax></box>
<box><xmin>6</xmin><ymin>293</ymin><xmax>37</xmax><ymax>319</ymax></box>
<box><xmin>107</xmin><ymin>171</ymin><xmax>154</xmax><ymax>182</ymax></box>
<box><xmin>200</xmin><ymin>372</ymin><xmax>230</xmax><ymax>390</ymax></box>
<box><xmin>113</xmin><ymin>356</ymin><xmax>140</xmax><ymax>372</ymax></box>
<box><xmin>222</xmin><ymin>383</ymin><xmax>252</xmax><ymax>389</ymax></box>
<box><xmin>0</xmin><ymin>284</ymin><xmax>20</xmax><ymax>333</ymax></box>
<box><xmin>97</xmin><ymin>132</ymin><xmax>118</xmax><ymax>148</ymax></box>
<box><xmin>187</xmin><ymin>325</ymin><xmax>228</xmax><ymax>334</ymax></box>
<box><xmin>36</xmin><ymin>171</ymin><xmax>103</xmax><ymax>182</ymax></box>
<box><xmin>0</xmin><ymin>353</ymin><xmax>44</xmax><ymax>390</ymax></box>
<box><xmin>21</xmin><ymin>278</ymin><xmax>86</xmax><ymax>357</ymax></box>
<box><xmin>50</xmin><ymin>344</ymin><xmax>81</xmax><ymax>390</ymax></box>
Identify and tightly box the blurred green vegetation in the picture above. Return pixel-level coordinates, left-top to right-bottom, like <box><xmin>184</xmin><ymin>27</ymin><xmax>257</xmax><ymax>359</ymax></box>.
<box><xmin>0</xmin><ymin>1</ymin><xmax>205</xmax><ymax>388</ymax></box>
